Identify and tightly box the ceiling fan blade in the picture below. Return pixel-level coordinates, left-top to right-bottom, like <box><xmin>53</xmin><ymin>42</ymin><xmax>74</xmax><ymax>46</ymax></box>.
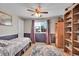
<box><xmin>27</xmin><ymin>9</ymin><xmax>34</xmax><ymax>12</ymax></box>
<box><xmin>31</xmin><ymin>14</ymin><xmax>34</xmax><ymax>16</ymax></box>
<box><xmin>40</xmin><ymin>12</ymin><xmax>48</xmax><ymax>14</ymax></box>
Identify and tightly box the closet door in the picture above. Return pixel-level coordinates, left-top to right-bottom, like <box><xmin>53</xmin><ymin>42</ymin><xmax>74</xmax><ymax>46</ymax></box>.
<box><xmin>18</xmin><ymin>19</ymin><xmax>24</xmax><ymax>38</ymax></box>
<box><xmin>55</xmin><ymin>22</ymin><xmax>64</xmax><ymax>48</ymax></box>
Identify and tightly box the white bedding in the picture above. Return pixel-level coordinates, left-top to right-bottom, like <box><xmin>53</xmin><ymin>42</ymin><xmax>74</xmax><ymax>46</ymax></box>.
<box><xmin>0</xmin><ymin>38</ymin><xmax>31</xmax><ymax>56</ymax></box>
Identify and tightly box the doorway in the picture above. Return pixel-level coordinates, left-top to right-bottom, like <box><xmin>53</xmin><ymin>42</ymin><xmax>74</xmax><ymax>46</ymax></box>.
<box><xmin>34</xmin><ymin>20</ymin><xmax>48</xmax><ymax>42</ymax></box>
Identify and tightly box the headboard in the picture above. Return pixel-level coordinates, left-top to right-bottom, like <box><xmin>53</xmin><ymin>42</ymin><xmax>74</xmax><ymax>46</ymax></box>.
<box><xmin>0</xmin><ymin>34</ymin><xmax>18</xmax><ymax>40</ymax></box>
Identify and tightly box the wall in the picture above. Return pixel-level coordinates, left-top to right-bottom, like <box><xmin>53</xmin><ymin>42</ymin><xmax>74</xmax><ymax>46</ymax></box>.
<box><xmin>0</xmin><ymin>8</ymin><xmax>24</xmax><ymax>38</ymax></box>
<box><xmin>50</xmin><ymin>18</ymin><xmax>57</xmax><ymax>34</ymax></box>
<box><xmin>24</xmin><ymin>20</ymin><xmax>32</xmax><ymax>33</ymax></box>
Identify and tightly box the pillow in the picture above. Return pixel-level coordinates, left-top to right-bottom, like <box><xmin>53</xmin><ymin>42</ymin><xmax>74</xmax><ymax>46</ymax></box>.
<box><xmin>0</xmin><ymin>40</ymin><xmax>9</xmax><ymax>47</ymax></box>
<box><xmin>0</xmin><ymin>43</ymin><xmax>8</xmax><ymax>47</ymax></box>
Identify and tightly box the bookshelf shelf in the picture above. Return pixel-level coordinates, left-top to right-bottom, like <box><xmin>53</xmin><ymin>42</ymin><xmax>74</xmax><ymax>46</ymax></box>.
<box><xmin>66</xmin><ymin>19</ymin><xmax>72</xmax><ymax>23</ymax></box>
<box><xmin>74</xmin><ymin>40</ymin><xmax>79</xmax><ymax>43</ymax></box>
<box><xmin>65</xmin><ymin>46</ymin><xmax>72</xmax><ymax>52</ymax></box>
<box><xmin>74</xmin><ymin>12</ymin><xmax>79</xmax><ymax>15</ymax></box>
<box><xmin>74</xmin><ymin>47</ymin><xmax>79</xmax><ymax>52</ymax></box>
<box><xmin>65</xmin><ymin>39</ymin><xmax>72</xmax><ymax>43</ymax></box>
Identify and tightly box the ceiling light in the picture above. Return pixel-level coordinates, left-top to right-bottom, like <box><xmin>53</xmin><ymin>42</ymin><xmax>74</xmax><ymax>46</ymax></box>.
<box><xmin>35</xmin><ymin>13</ymin><xmax>41</xmax><ymax>17</ymax></box>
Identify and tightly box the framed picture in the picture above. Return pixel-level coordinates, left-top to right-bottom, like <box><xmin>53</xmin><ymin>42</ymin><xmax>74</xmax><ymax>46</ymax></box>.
<box><xmin>0</xmin><ymin>11</ymin><xmax>12</xmax><ymax>26</ymax></box>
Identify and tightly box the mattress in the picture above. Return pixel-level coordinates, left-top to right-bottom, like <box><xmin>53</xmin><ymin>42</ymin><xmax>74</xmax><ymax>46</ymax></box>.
<box><xmin>0</xmin><ymin>37</ymin><xmax>31</xmax><ymax>56</ymax></box>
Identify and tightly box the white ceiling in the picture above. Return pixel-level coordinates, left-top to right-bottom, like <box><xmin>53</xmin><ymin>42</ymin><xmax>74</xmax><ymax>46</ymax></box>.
<box><xmin>0</xmin><ymin>3</ymin><xmax>72</xmax><ymax>19</ymax></box>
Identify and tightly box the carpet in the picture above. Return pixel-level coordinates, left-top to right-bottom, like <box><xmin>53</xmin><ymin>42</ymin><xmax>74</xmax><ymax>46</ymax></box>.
<box><xmin>30</xmin><ymin>43</ymin><xmax>63</xmax><ymax>56</ymax></box>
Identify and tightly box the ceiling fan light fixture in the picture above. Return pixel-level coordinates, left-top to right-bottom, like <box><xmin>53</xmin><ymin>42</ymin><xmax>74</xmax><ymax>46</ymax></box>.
<box><xmin>35</xmin><ymin>13</ymin><xmax>41</xmax><ymax>17</ymax></box>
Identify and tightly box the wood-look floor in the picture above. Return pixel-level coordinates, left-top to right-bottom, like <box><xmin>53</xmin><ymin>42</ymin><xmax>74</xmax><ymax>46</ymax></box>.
<box><xmin>22</xmin><ymin>42</ymin><xmax>64</xmax><ymax>56</ymax></box>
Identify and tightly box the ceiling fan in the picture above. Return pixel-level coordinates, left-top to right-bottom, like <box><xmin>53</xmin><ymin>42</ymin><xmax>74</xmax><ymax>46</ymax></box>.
<box><xmin>27</xmin><ymin>4</ymin><xmax>48</xmax><ymax>17</ymax></box>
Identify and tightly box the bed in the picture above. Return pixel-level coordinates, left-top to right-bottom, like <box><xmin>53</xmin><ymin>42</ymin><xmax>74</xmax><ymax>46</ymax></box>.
<box><xmin>0</xmin><ymin>37</ymin><xmax>31</xmax><ymax>56</ymax></box>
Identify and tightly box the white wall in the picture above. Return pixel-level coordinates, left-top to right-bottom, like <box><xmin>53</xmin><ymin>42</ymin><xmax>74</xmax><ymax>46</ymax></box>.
<box><xmin>0</xmin><ymin>8</ymin><xmax>24</xmax><ymax>37</ymax></box>
<box><xmin>24</xmin><ymin>20</ymin><xmax>32</xmax><ymax>33</ymax></box>
<box><xmin>50</xmin><ymin>19</ymin><xmax>57</xmax><ymax>33</ymax></box>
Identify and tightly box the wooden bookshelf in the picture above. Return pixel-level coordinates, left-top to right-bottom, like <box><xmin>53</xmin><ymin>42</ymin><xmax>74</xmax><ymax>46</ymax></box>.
<box><xmin>64</xmin><ymin>3</ymin><xmax>79</xmax><ymax>56</ymax></box>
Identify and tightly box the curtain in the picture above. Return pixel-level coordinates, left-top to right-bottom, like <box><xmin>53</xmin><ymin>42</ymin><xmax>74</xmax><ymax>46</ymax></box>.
<box><xmin>47</xmin><ymin>19</ymin><xmax>51</xmax><ymax>44</ymax></box>
<box><xmin>31</xmin><ymin>20</ymin><xmax>35</xmax><ymax>43</ymax></box>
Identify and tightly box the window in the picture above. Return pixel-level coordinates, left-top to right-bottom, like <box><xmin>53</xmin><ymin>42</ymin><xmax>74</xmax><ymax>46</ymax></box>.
<box><xmin>34</xmin><ymin>21</ymin><xmax>47</xmax><ymax>33</ymax></box>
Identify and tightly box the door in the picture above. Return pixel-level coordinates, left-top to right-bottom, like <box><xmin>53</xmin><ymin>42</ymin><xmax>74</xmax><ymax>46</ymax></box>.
<box><xmin>34</xmin><ymin>20</ymin><xmax>48</xmax><ymax>42</ymax></box>
<box><xmin>18</xmin><ymin>19</ymin><xmax>24</xmax><ymax>38</ymax></box>
<box><xmin>55</xmin><ymin>22</ymin><xmax>64</xmax><ymax>48</ymax></box>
